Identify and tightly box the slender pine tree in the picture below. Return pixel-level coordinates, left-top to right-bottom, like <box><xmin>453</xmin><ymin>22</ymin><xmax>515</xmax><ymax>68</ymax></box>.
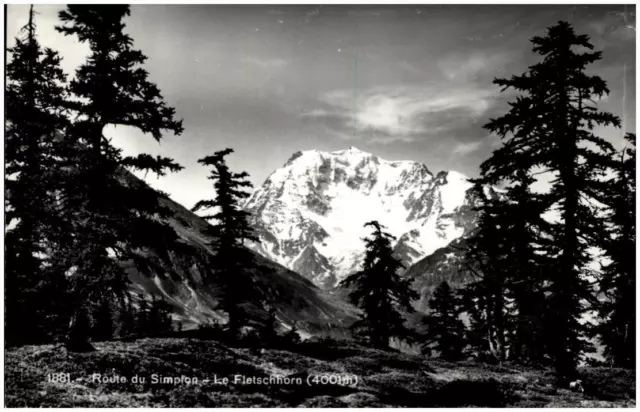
<box><xmin>460</xmin><ymin>282</ymin><xmax>491</xmax><ymax>357</ymax></box>
<box><xmin>462</xmin><ymin>184</ymin><xmax>514</xmax><ymax>362</ymax></box>
<box><xmin>55</xmin><ymin>5</ymin><xmax>184</xmax><ymax>351</ymax></box>
<box><xmin>283</xmin><ymin>322</ymin><xmax>301</xmax><ymax>347</ymax></box>
<box><xmin>136</xmin><ymin>294</ymin><xmax>150</xmax><ymax>335</ymax></box>
<box><xmin>422</xmin><ymin>281</ymin><xmax>466</xmax><ymax>361</ymax></box>
<box><xmin>191</xmin><ymin>148</ymin><xmax>259</xmax><ymax>339</ymax></box>
<box><xmin>147</xmin><ymin>295</ymin><xmax>173</xmax><ymax>336</ymax></box>
<box><xmin>92</xmin><ymin>297</ymin><xmax>115</xmax><ymax>341</ymax></box>
<box><xmin>115</xmin><ymin>294</ymin><xmax>136</xmax><ymax>337</ymax></box>
<box><xmin>5</xmin><ymin>5</ymin><xmax>73</xmax><ymax>345</ymax></box>
<box><xmin>463</xmin><ymin>176</ymin><xmax>552</xmax><ymax>364</ymax></box>
<box><xmin>598</xmin><ymin>133</ymin><xmax>635</xmax><ymax>368</ymax></box>
<box><xmin>478</xmin><ymin>21</ymin><xmax>620</xmax><ymax>380</ymax></box>
<box><xmin>503</xmin><ymin>175</ymin><xmax>552</xmax><ymax>364</ymax></box>
<box><xmin>340</xmin><ymin>221</ymin><xmax>418</xmax><ymax>350</ymax></box>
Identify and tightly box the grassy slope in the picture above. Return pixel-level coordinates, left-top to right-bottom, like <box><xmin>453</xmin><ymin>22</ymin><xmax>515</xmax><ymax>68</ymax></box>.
<box><xmin>5</xmin><ymin>338</ymin><xmax>635</xmax><ymax>408</ymax></box>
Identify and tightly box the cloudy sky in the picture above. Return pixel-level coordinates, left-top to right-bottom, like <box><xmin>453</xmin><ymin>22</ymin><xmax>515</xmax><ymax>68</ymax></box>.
<box><xmin>6</xmin><ymin>4</ymin><xmax>636</xmax><ymax>209</ymax></box>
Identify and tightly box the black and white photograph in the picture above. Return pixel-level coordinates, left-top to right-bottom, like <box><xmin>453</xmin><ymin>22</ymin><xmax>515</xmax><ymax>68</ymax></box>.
<box><xmin>3</xmin><ymin>2</ymin><xmax>637</xmax><ymax>408</ymax></box>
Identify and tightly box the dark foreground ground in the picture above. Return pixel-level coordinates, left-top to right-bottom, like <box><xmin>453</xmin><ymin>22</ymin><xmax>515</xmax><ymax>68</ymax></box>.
<box><xmin>5</xmin><ymin>337</ymin><xmax>636</xmax><ymax>407</ymax></box>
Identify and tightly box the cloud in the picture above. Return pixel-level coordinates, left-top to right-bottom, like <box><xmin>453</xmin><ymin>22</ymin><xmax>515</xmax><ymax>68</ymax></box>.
<box><xmin>488</xmin><ymin>133</ymin><xmax>503</xmax><ymax>148</ymax></box>
<box><xmin>397</xmin><ymin>60</ymin><xmax>423</xmax><ymax>75</ymax></box>
<box><xmin>450</xmin><ymin>133</ymin><xmax>504</xmax><ymax>158</ymax></box>
<box><xmin>586</xmin><ymin>9</ymin><xmax>636</xmax><ymax>45</ymax></box>
<box><xmin>438</xmin><ymin>51</ymin><xmax>512</xmax><ymax>81</ymax></box>
<box><xmin>452</xmin><ymin>140</ymin><xmax>483</xmax><ymax>156</ymax></box>
<box><xmin>242</xmin><ymin>56</ymin><xmax>288</xmax><ymax>69</ymax></box>
<box><xmin>302</xmin><ymin>108</ymin><xmax>333</xmax><ymax>117</ymax></box>
<box><xmin>303</xmin><ymin>84</ymin><xmax>497</xmax><ymax>143</ymax></box>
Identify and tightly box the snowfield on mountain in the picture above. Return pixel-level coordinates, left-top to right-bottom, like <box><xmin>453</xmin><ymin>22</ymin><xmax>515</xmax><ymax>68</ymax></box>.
<box><xmin>244</xmin><ymin>147</ymin><xmax>496</xmax><ymax>288</ymax></box>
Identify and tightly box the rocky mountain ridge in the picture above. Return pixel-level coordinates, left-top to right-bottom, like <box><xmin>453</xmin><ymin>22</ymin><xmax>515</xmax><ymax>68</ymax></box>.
<box><xmin>244</xmin><ymin>147</ymin><xmax>493</xmax><ymax>288</ymax></box>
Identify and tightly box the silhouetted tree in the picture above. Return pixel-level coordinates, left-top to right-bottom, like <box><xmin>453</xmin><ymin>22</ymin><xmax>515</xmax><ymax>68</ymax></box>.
<box><xmin>55</xmin><ymin>5</ymin><xmax>184</xmax><ymax>351</ymax></box>
<box><xmin>462</xmin><ymin>185</ymin><xmax>513</xmax><ymax>362</ymax></box>
<box><xmin>65</xmin><ymin>305</ymin><xmax>94</xmax><ymax>352</ymax></box>
<box><xmin>340</xmin><ymin>221</ymin><xmax>418</xmax><ymax>349</ymax></box>
<box><xmin>136</xmin><ymin>293</ymin><xmax>150</xmax><ymax>334</ymax></box>
<box><xmin>459</xmin><ymin>283</ymin><xmax>490</xmax><ymax>357</ymax></box>
<box><xmin>5</xmin><ymin>5</ymin><xmax>73</xmax><ymax>346</ymax></box>
<box><xmin>423</xmin><ymin>281</ymin><xmax>466</xmax><ymax>361</ymax></box>
<box><xmin>148</xmin><ymin>295</ymin><xmax>173</xmax><ymax>336</ymax></box>
<box><xmin>598</xmin><ymin>133</ymin><xmax>635</xmax><ymax>369</ymax></box>
<box><xmin>92</xmin><ymin>297</ymin><xmax>115</xmax><ymax>341</ymax></box>
<box><xmin>462</xmin><ymin>177</ymin><xmax>551</xmax><ymax>363</ymax></box>
<box><xmin>503</xmin><ymin>176</ymin><xmax>552</xmax><ymax>364</ymax></box>
<box><xmin>478</xmin><ymin>21</ymin><xmax>620</xmax><ymax>380</ymax></box>
<box><xmin>283</xmin><ymin>322</ymin><xmax>301</xmax><ymax>347</ymax></box>
<box><xmin>191</xmin><ymin>148</ymin><xmax>259</xmax><ymax>339</ymax></box>
<box><xmin>116</xmin><ymin>294</ymin><xmax>136</xmax><ymax>337</ymax></box>
<box><xmin>198</xmin><ymin>318</ymin><xmax>225</xmax><ymax>340</ymax></box>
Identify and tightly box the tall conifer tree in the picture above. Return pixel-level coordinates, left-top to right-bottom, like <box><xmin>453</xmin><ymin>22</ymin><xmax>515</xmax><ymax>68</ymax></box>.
<box><xmin>463</xmin><ymin>176</ymin><xmax>551</xmax><ymax>363</ymax></box>
<box><xmin>462</xmin><ymin>184</ymin><xmax>514</xmax><ymax>362</ymax></box>
<box><xmin>502</xmin><ymin>175</ymin><xmax>552</xmax><ymax>364</ymax></box>
<box><xmin>92</xmin><ymin>297</ymin><xmax>115</xmax><ymax>341</ymax></box>
<box><xmin>479</xmin><ymin>21</ymin><xmax>620</xmax><ymax>379</ymax></box>
<box><xmin>598</xmin><ymin>133</ymin><xmax>635</xmax><ymax>368</ymax></box>
<box><xmin>5</xmin><ymin>5</ymin><xmax>72</xmax><ymax>345</ymax></box>
<box><xmin>191</xmin><ymin>148</ymin><xmax>259</xmax><ymax>338</ymax></box>
<box><xmin>340</xmin><ymin>221</ymin><xmax>418</xmax><ymax>349</ymax></box>
<box><xmin>55</xmin><ymin>5</ymin><xmax>184</xmax><ymax>351</ymax></box>
<box><xmin>422</xmin><ymin>281</ymin><xmax>466</xmax><ymax>361</ymax></box>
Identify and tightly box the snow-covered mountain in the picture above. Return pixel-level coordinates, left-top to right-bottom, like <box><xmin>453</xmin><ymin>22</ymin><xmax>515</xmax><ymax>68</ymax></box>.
<box><xmin>244</xmin><ymin>146</ymin><xmax>484</xmax><ymax>288</ymax></box>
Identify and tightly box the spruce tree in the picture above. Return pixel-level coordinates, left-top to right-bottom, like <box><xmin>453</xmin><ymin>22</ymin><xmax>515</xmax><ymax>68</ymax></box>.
<box><xmin>459</xmin><ymin>283</ymin><xmax>491</xmax><ymax>357</ymax></box>
<box><xmin>55</xmin><ymin>5</ymin><xmax>184</xmax><ymax>351</ymax></box>
<box><xmin>136</xmin><ymin>294</ymin><xmax>150</xmax><ymax>335</ymax></box>
<box><xmin>598</xmin><ymin>133</ymin><xmax>635</xmax><ymax>368</ymax></box>
<box><xmin>463</xmin><ymin>177</ymin><xmax>551</xmax><ymax>363</ymax></box>
<box><xmin>503</xmin><ymin>176</ymin><xmax>552</xmax><ymax>364</ymax></box>
<box><xmin>478</xmin><ymin>21</ymin><xmax>620</xmax><ymax>379</ymax></box>
<box><xmin>5</xmin><ymin>5</ymin><xmax>73</xmax><ymax>345</ymax></box>
<box><xmin>340</xmin><ymin>221</ymin><xmax>418</xmax><ymax>350</ymax></box>
<box><xmin>92</xmin><ymin>297</ymin><xmax>115</xmax><ymax>341</ymax></box>
<box><xmin>116</xmin><ymin>294</ymin><xmax>136</xmax><ymax>337</ymax></box>
<box><xmin>423</xmin><ymin>281</ymin><xmax>466</xmax><ymax>361</ymax></box>
<box><xmin>148</xmin><ymin>295</ymin><xmax>173</xmax><ymax>336</ymax></box>
<box><xmin>283</xmin><ymin>322</ymin><xmax>301</xmax><ymax>347</ymax></box>
<box><xmin>191</xmin><ymin>148</ymin><xmax>259</xmax><ymax>339</ymax></box>
<box><xmin>462</xmin><ymin>184</ymin><xmax>513</xmax><ymax>362</ymax></box>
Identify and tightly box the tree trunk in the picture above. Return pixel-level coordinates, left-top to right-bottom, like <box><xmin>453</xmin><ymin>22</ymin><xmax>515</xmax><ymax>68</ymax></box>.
<box><xmin>495</xmin><ymin>286</ymin><xmax>506</xmax><ymax>363</ymax></box>
<box><xmin>65</xmin><ymin>306</ymin><xmax>95</xmax><ymax>352</ymax></box>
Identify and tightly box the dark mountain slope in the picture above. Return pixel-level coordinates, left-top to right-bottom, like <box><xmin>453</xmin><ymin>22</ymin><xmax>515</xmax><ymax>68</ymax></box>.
<box><xmin>119</xmin><ymin>172</ymin><xmax>355</xmax><ymax>334</ymax></box>
<box><xmin>403</xmin><ymin>238</ymin><xmax>470</xmax><ymax>312</ymax></box>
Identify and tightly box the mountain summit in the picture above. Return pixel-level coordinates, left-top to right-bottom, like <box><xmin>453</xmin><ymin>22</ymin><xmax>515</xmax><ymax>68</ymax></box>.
<box><xmin>244</xmin><ymin>148</ymin><xmax>482</xmax><ymax>288</ymax></box>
